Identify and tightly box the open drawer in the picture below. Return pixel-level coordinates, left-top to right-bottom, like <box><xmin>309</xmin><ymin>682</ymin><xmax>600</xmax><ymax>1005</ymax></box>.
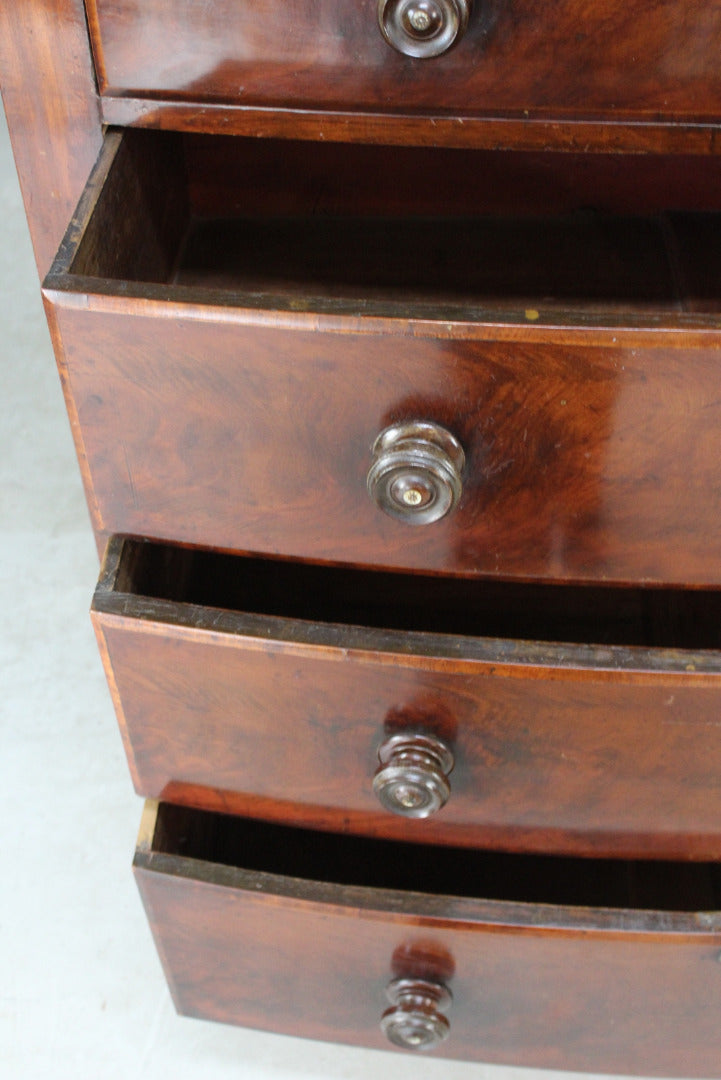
<box><xmin>135</xmin><ymin>799</ymin><xmax>721</xmax><ymax>1075</ymax></box>
<box><xmin>95</xmin><ymin>535</ymin><xmax>721</xmax><ymax>859</ymax></box>
<box><xmin>45</xmin><ymin>128</ymin><xmax>721</xmax><ymax>585</ymax></box>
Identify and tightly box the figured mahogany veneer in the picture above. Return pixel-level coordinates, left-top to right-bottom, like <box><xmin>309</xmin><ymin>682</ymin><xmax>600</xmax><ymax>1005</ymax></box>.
<box><xmin>94</xmin><ymin>536</ymin><xmax>721</xmax><ymax>859</ymax></box>
<box><xmin>86</xmin><ymin>0</ymin><xmax>721</xmax><ymax>153</ymax></box>
<box><xmin>44</xmin><ymin>129</ymin><xmax>721</xmax><ymax>584</ymax></box>
<box><xmin>135</xmin><ymin>800</ymin><xmax>721</xmax><ymax>1075</ymax></box>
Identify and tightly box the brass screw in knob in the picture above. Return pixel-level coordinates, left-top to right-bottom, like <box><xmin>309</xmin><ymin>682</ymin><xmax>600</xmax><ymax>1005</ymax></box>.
<box><xmin>406</xmin><ymin>5</ymin><xmax>439</xmax><ymax>33</ymax></box>
<box><xmin>367</xmin><ymin>420</ymin><xmax>465</xmax><ymax>525</ymax></box>
<box><xmin>373</xmin><ymin>732</ymin><xmax>454</xmax><ymax>818</ymax></box>
<box><xmin>378</xmin><ymin>0</ymin><xmax>472</xmax><ymax>58</ymax></box>
<box><xmin>381</xmin><ymin>977</ymin><xmax>452</xmax><ymax>1051</ymax></box>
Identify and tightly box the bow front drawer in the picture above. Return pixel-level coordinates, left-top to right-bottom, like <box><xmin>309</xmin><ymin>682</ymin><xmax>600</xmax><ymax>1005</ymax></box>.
<box><xmin>134</xmin><ymin>799</ymin><xmax>721</xmax><ymax>1075</ymax></box>
<box><xmin>45</xmin><ymin>129</ymin><xmax>721</xmax><ymax>583</ymax></box>
<box><xmin>86</xmin><ymin>0</ymin><xmax>721</xmax><ymax>150</ymax></box>
<box><xmin>95</xmin><ymin>536</ymin><xmax>721</xmax><ymax>859</ymax></box>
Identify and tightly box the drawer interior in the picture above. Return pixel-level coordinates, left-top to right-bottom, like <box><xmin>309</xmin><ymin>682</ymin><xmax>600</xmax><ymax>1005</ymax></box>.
<box><xmin>149</xmin><ymin>801</ymin><xmax>721</xmax><ymax>915</ymax></box>
<box><xmin>57</xmin><ymin>129</ymin><xmax>721</xmax><ymax>317</ymax></box>
<box><xmin>112</xmin><ymin>537</ymin><xmax>721</xmax><ymax>654</ymax></box>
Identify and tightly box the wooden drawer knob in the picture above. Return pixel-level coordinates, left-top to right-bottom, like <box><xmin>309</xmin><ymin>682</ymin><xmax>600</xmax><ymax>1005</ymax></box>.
<box><xmin>378</xmin><ymin>0</ymin><xmax>472</xmax><ymax>58</ymax></box>
<box><xmin>367</xmin><ymin>420</ymin><xmax>465</xmax><ymax>525</ymax></box>
<box><xmin>373</xmin><ymin>732</ymin><xmax>454</xmax><ymax>817</ymax></box>
<box><xmin>381</xmin><ymin>977</ymin><xmax>452</xmax><ymax>1051</ymax></box>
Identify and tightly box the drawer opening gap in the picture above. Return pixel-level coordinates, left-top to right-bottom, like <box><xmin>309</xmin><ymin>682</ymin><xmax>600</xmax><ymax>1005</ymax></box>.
<box><xmin>111</xmin><ymin>537</ymin><xmax>721</xmax><ymax>652</ymax></box>
<box><xmin>150</xmin><ymin>802</ymin><xmax>721</xmax><ymax>914</ymax></box>
<box><xmin>57</xmin><ymin>130</ymin><xmax>721</xmax><ymax>318</ymax></box>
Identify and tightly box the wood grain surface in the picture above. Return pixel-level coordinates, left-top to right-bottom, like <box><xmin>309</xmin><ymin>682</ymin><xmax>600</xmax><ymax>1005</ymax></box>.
<box><xmin>43</xmin><ymin>130</ymin><xmax>721</xmax><ymax>584</ymax></box>
<box><xmin>94</xmin><ymin>537</ymin><xmax>721</xmax><ymax>859</ymax></box>
<box><xmin>87</xmin><ymin>0</ymin><xmax>721</xmax><ymax>149</ymax></box>
<box><xmin>46</xmin><ymin>299</ymin><xmax>721</xmax><ymax>585</ymax></box>
<box><xmin>0</xmin><ymin>0</ymin><xmax>102</xmax><ymax>277</ymax></box>
<box><xmin>134</xmin><ymin>801</ymin><xmax>721</xmax><ymax>1076</ymax></box>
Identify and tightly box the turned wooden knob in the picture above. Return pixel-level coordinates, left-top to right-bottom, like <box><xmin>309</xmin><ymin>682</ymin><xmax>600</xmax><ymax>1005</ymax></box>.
<box><xmin>367</xmin><ymin>420</ymin><xmax>464</xmax><ymax>525</ymax></box>
<box><xmin>381</xmin><ymin>977</ymin><xmax>452</xmax><ymax>1051</ymax></box>
<box><xmin>378</xmin><ymin>0</ymin><xmax>472</xmax><ymax>58</ymax></box>
<box><xmin>373</xmin><ymin>732</ymin><xmax>454</xmax><ymax>817</ymax></box>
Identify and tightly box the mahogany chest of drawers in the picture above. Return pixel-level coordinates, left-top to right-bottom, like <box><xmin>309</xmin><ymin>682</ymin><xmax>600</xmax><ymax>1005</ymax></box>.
<box><xmin>4</xmin><ymin>1</ymin><xmax>721</xmax><ymax>1073</ymax></box>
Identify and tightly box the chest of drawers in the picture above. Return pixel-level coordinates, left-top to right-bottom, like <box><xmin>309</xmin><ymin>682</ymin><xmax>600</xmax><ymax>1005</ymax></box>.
<box><xmin>4</xmin><ymin>1</ymin><xmax>721</xmax><ymax>1073</ymax></box>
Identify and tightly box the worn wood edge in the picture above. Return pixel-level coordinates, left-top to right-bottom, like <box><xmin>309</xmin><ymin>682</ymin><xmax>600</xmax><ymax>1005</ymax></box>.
<box><xmin>37</xmin><ymin>282</ymin><xmax>721</xmax><ymax>348</ymax></box>
<box><xmin>42</xmin><ymin>297</ymin><xmax>105</xmax><ymax>537</ymax></box>
<box><xmin>43</xmin><ymin>129</ymin><xmax>125</xmax><ymax>281</ymax></box>
<box><xmin>90</xmin><ymin>540</ymin><xmax>146</xmax><ymax>788</ymax></box>
<box><xmin>82</xmin><ymin>0</ymin><xmax>108</xmax><ymax>94</ymax></box>
<box><xmin>91</xmin><ymin>576</ymin><xmax>721</xmax><ymax>685</ymax></box>
<box><xmin>39</xmin><ymin>130</ymin><xmax>124</xmax><ymax>552</ymax></box>
<box><xmin>135</xmin><ymin>798</ymin><xmax>160</xmax><ymax>855</ymax></box>
<box><xmin>92</xmin><ymin>539</ymin><xmax>146</xmax><ymax>787</ymax></box>
<box><xmin>91</xmin><ymin>605</ymin><xmax>721</xmax><ymax>683</ymax></box>
<box><xmin>100</xmin><ymin>96</ymin><xmax>721</xmax><ymax>155</ymax></box>
<box><xmin>132</xmin><ymin>808</ymin><xmax>189</xmax><ymax>1018</ymax></box>
<box><xmin>94</xmin><ymin>534</ymin><xmax>124</xmax><ymax>591</ymax></box>
<box><xmin>131</xmin><ymin>821</ymin><xmax>721</xmax><ymax>939</ymax></box>
<box><xmin>91</xmin><ymin>614</ymin><xmax>144</xmax><ymax>792</ymax></box>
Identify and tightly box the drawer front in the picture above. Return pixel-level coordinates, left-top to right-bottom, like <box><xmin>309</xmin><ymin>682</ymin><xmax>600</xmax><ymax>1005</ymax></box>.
<box><xmin>94</xmin><ymin>537</ymin><xmax>721</xmax><ymax>859</ymax></box>
<box><xmin>135</xmin><ymin>801</ymin><xmax>721</xmax><ymax>1076</ymax></box>
<box><xmin>49</xmin><ymin>305</ymin><xmax>721</xmax><ymax>584</ymax></box>
<box><xmin>45</xmin><ymin>130</ymin><xmax>721</xmax><ymax>585</ymax></box>
<box><xmin>87</xmin><ymin>0</ymin><xmax>721</xmax><ymax>126</ymax></box>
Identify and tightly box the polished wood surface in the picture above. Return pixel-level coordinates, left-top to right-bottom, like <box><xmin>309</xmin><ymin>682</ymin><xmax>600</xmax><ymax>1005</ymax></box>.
<box><xmin>88</xmin><ymin>0</ymin><xmax>721</xmax><ymax>147</ymax></box>
<box><xmin>0</xmin><ymin>0</ymin><xmax>102</xmax><ymax>277</ymax></box>
<box><xmin>46</xmin><ymin>300</ymin><xmax>721</xmax><ymax>584</ymax></box>
<box><xmin>135</xmin><ymin>801</ymin><xmax>721</xmax><ymax>1076</ymax></box>
<box><xmin>94</xmin><ymin>537</ymin><xmax>721</xmax><ymax>859</ymax></box>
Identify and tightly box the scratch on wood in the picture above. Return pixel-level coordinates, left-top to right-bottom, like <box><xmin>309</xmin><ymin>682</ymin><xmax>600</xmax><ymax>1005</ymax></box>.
<box><xmin>121</xmin><ymin>436</ymin><xmax>139</xmax><ymax>510</ymax></box>
<box><xmin>485</xmin><ymin>458</ymin><xmax>515</xmax><ymax>478</ymax></box>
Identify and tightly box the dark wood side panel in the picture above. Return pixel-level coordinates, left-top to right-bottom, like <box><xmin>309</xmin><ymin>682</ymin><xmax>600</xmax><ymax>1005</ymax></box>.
<box><xmin>0</xmin><ymin>0</ymin><xmax>102</xmax><ymax>277</ymax></box>
<box><xmin>46</xmin><ymin>298</ymin><xmax>721</xmax><ymax>585</ymax></box>
<box><xmin>134</xmin><ymin>805</ymin><xmax>721</xmax><ymax>1076</ymax></box>
<box><xmin>66</xmin><ymin>129</ymin><xmax>189</xmax><ymax>283</ymax></box>
<box><xmin>179</xmin><ymin>136</ymin><xmax>721</xmax><ymax>219</ymax></box>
